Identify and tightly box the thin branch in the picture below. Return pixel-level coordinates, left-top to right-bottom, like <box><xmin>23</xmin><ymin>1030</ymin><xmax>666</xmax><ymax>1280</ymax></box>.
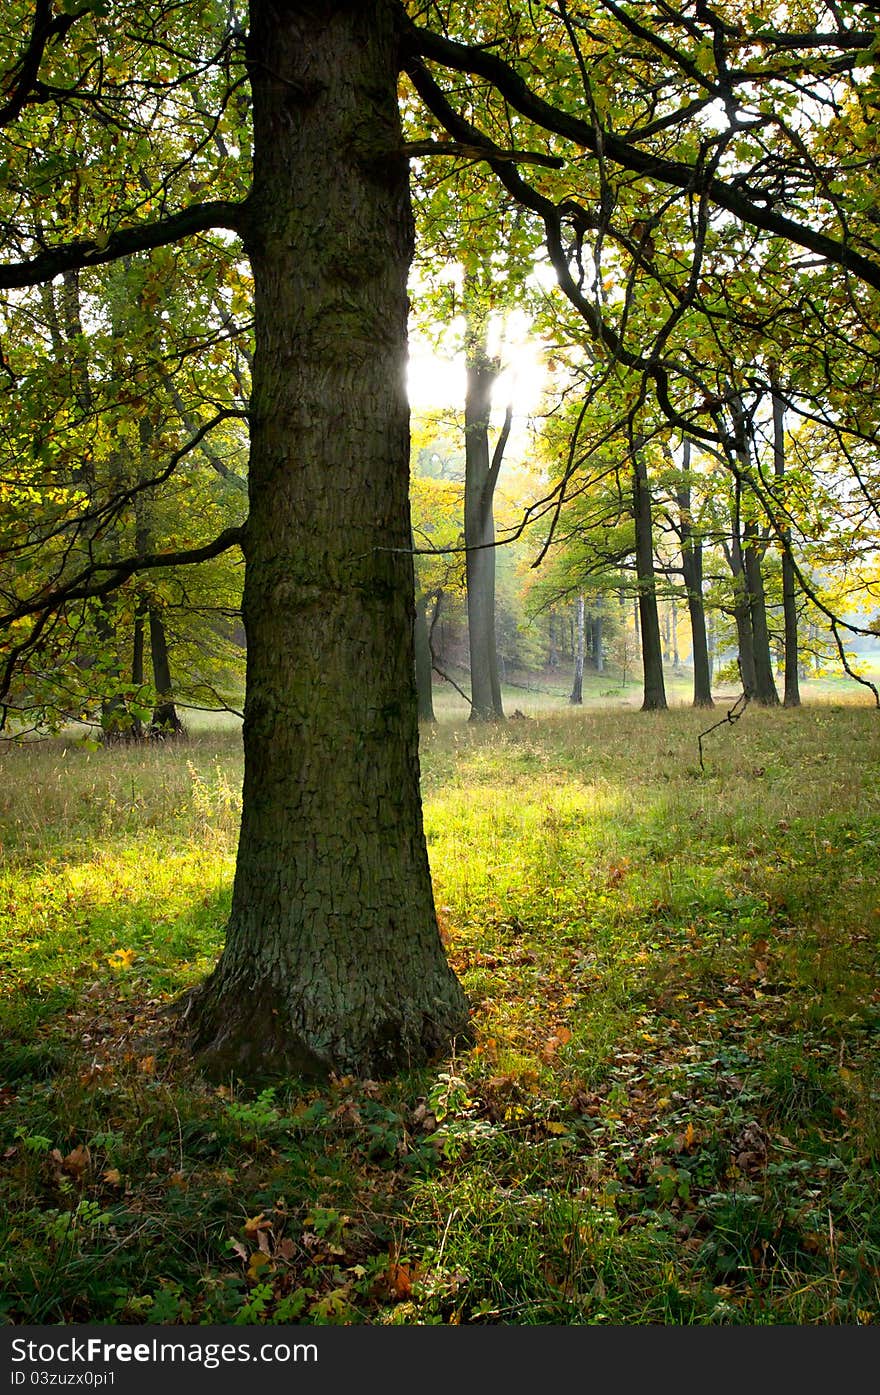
<box><xmin>698</xmin><ymin>690</ymin><xmax>750</xmax><ymax>773</ymax></box>
<box><xmin>403</xmin><ymin>139</ymin><xmax>563</xmax><ymax>168</ymax></box>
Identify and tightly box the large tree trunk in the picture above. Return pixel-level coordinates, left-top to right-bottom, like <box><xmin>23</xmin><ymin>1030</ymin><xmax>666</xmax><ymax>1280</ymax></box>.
<box><xmin>463</xmin><ymin>279</ymin><xmax>507</xmax><ymax>722</ymax></box>
<box><xmin>632</xmin><ymin>446</ymin><xmax>667</xmax><ymax>711</ymax></box>
<box><xmin>773</xmin><ymin>392</ymin><xmax>801</xmax><ymax>708</ymax></box>
<box><xmin>570</xmin><ymin>593</ymin><xmax>584</xmax><ymax>703</ymax></box>
<box><xmin>677</xmin><ymin>444</ymin><xmax>713</xmax><ymax>708</ymax></box>
<box><xmin>186</xmin><ymin>0</ymin><xmax>470</xmax><ymax>1079</ymax></box>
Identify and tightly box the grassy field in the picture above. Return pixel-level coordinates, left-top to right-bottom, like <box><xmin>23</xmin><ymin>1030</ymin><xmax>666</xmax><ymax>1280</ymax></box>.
<box><xmin>1</xmin><ymin>697</ymin><xmax>879</xmax><ymax>1325</ymax></box>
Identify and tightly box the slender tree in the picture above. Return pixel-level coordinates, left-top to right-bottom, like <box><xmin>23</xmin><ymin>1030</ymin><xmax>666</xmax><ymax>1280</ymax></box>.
<box><xmin>462</xmin><ymin>273</ymin><xmax>510</xmax><ymax>722</ymax></box>
<box><xmin>631</xmin><ymin>440</ymin><xmax>667</xmax><ymax>711</ymax></box>
<box><xmin>569</xmin><ymin>593</ymin><xmax>585</xmax><ymax>704</ymax></box>
<box><xmin>772</xmin><ymin>392</ymin><xmax>802</xmax><ymax>708</ymax></box>
<box><xmin>675</xmin><ymin>443</ymin><xmax>714</xmax><ymax>708</ymax></box>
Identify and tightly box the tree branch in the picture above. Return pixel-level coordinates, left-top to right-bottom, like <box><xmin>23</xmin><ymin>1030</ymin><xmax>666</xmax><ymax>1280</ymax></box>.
<box><xmin>0</xmin><ymin>0</ymin><xmax>83</xmax><ymax>129</ymax></box>
<box><xmin>0</xmin><ymin>526</ymin><xmax>244</xmax><ymax>630</ymax></box>
<box><xmin>405</xmin><ymin>22</ymin><xmax>880</xmax><ymax>292</ymax></box>
<box><xmin>403</xmin><ymin>139</ymin><xmax>564</xmax><ymax>168</ymax></box>
<box><xmin>0</xmin><ymin>202</ymin><xmax>244</xmax><ymax>289</ymax></box>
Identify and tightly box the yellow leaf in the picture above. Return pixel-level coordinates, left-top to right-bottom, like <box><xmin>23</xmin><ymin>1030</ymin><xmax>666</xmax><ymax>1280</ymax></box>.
<box><xmin>545</xmin><ymin>1121</ymin><xmax>567</xmax><ymax>1135</ymax></box>
<box><xmin>139</xmin><ymin>1055</ymin><xmax>156</xmax><ymax>1075</ymax></box>
<box><xmin>247</xmin><ymin>1251</ymin><xmax>272</xmax><ymax>1281</ymax></box>
<box><xmin>244</xmin><ymin>1212</ymin><xmax>270</xmax><ymax>1237</ymax></box>
<box><xmin>106</xmin><ymin>948</ymin><xmax>136</xmax><ymax>969</ymax></box>
<box><xmin>103</xmin><ymin>1168</ymin><xmax>122</xmax><ymax>1187</ymax></box>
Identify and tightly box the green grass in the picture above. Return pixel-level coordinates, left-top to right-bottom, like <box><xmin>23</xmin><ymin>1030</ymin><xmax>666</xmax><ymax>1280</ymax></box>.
<box><xmin>1</xmin><ymin>700</ymin><xmax>879</xmax><ymax>1324</ymax></box>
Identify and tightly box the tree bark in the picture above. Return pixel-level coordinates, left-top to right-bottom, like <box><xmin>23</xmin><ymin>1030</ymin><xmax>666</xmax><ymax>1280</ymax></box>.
<box><xmin>186</xmin><ymin>0</ymin><xmax>470</xmax><ymax>1079</ymax></box>
<box><xmin>773</xmin><ymin>391</ymin><xmax>801</xmax><ymax>707</ymax></box>
<box><xmin>463</xmin><ymin>278</ymin><xmax>507</xmax><ymax>722</ymax></box>
<box><xmin>593</xmin><ymin>612</ymin><xmax>604</xmax><ymax>674</ymax></box>
<box><xmin>632</xmin><ymin>445</ymin><xmax>667</xmax><ymax>711</ymax></box>
<box><xmin>570</xmin><ymin>593</ymin><xmax>584</xmax><ymax>703</ymax></box>
<box><xmin>676</xmin><ymin>444</ymin><xmax>713</xmax><ymax>707</ymax></box>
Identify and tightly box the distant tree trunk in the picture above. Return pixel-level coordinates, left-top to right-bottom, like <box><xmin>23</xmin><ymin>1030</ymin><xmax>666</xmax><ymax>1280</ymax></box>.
<box><xmin>132</xmin><ymin>613</ymin><xmax>145</xmax><ymax>691</ymax></box>
<box><xmin>728</xmin><ymin>397</ymin><xmax>778</xmax><ymax>706</ymax></box>
<box><xmin>671</xmin><ymin>599</ymin><xmax>680</xmax><ymax>667</ymax></box>
<box><xmin>677</xmin><ymin>445</ymin><xmax>713</xmax><ymax>708</ymax></box>
<box><xmin>662</xmin><ymin>604</ymin><xmax>671</xmax><ymax>662</ymax></box>
<box><xmin>632</xmin><ymin>445</ymin><xmax>667</xmax><ymax>711</ymax></box>
<box><xmin>570</xmin><ymin>593</ymin><xmax>585</xmax><ymax>704</ymax></box>
<box><xmin>632</xmin><ymin>599</ymin><xmax>641</xmax><ymax>660</ymax></box>
<box><xmin>743</xmin><ymin>520</ymin><xmax>780</xmax><ymax>706</ymax></box>
<box><xmin>186</xmin><ymin>0</ymin><xmax>470</xmax><ymax>1079</ymax></box>
<box><xmin>97</xmin><ymin>606</ymin><xmax>128</xmax><ymax>741</ymax></box>
<box><xmin>130</xmin><ymin>606</ymin><xmax>145</xmax><ymax>742</ymax></box>
<box><xmin>463</xmin><ymin>277</ymin><xmax>508</xmax><ymax>723</ymax></box>
<box><xmin>593</xmin><ymin>613</ymin><xmax>604</xmax><ymax>673</ymax></box>
<box><xmin>727</xmin><ymin>555</ymin><xmax>757</xmax><ymax>697</ymax></box>
<box><xmin>414</xmin><ymin>592</ymin><xmax>436</xmax><ymax>723</ymax></box>
<box><xmin>725</xmin><ymin>477</ymin><xmax>758</xmax><ymax>698</ymax></box>
<box><xmin>548</xmin><ymin>611</ymin><xmax>559</xmax><ymax>668</ymax></box>
<box><xmin>773</xmin><ymin>391</ymin><xmax>801</xmax><ymax>708</ymax></box>
<box><xmin>149</xmin><ymin>609</ymin><xmax>186</xmax><ymax>736</ymax></box>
